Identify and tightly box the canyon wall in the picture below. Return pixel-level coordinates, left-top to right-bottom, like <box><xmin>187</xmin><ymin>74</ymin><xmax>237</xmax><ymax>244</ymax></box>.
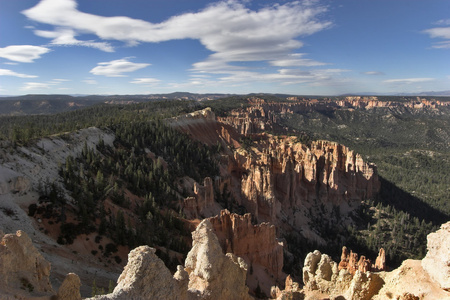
<box><xmin>169</xmin><ymin>107</ymin><xmax>380</xmax><ymax>244</ymax></box>
<box><xmin>235</xmin><ymin>138</ymin><xmax>379</xmax><ymax>228</ymax></box>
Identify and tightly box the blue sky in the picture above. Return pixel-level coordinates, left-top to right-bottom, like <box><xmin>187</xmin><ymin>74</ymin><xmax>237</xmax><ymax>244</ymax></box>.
<box><xmin>0</xmin><ymin>0</ymin><xmax>449</xmax><ymax>95</ymax></box>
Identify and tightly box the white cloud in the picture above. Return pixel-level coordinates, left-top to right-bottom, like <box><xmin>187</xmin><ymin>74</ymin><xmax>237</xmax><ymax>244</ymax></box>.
<box><xmin>4</xmin><ymin>62</ymin><xmax>19</xmax><ymax>65</ymax></box>
<box><xmin>90</xmin><ymin>58</ymin><xmax>150</xmax><ymax>77</ymax></box>
<box><xmin>429</xmin><ymin>41</ymin><xmax>450</xmax><ymax>49</ymax></box>
<box><xmin>434</xmin><ymin>19</ymin><xmax>450</xmax><ymax>26</ymax></box>
<box><xmin>0</xmin><ymin>68</ymin><xmax>38</xmax><ymax>78</ymax></box>
<box><xmin>384</xmin><ymin>78</ymin><xmax>434</xmax><ymax>84</ymax></box>
<box><xmin>130</xmin><ymin>78</ymin><xmax>161</xmax><ymax>84</ymax></box>
<box><xmin>270</xmin><ymin>53</ymin><xmax>328</xmax><ymax>67</ymax></box>
<box><xmin>35</xmin><ymin>28</ymin><xmax>114</xmax><ymax>52</ymax></box>
<box><xmin>423</xmin><ymin>27</ymin><xmax>450</xmax><ymax>39</ymax></box>
<box><xmin>23</xmin><ymin>0</ymin><xmax>331</xmax><ymax>74</ymax></box>
<box><xmin>22</xmin><ymin>82</ymin><xmax>52</xmax><ymax>90</ymax></box>
<box><xmin>423</xmin><ymin>25</ymin><xmax>450</xmax><ymax>49</ymax></box>
<box><xmin>0</xmin><ymin>45</ymin><xmax>50</xmax><ymax>63</ymax></box>
<box><xmin>361</xmin><ymin>71</ymin><xmax>385</xmax><ymax>75</ymax></box>
<box><xmin>83</xmin><ymin>79</ymin><xmax>98</xmax><ymax>85</ymax></box>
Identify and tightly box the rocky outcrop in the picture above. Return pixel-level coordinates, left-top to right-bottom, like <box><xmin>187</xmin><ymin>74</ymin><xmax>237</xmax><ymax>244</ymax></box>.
<box><xmin>208</xmin><ymin>210</ymin><xmax>285</xmax><ymax>294</ymax></box>
<box><xmin>301</xmin><ymin>222</ymin><xmax>450</xmax><ymax>300</ymax></box>
<box><xmin>92</xmin><ymin>246</ymin><xmax>188</xmax><ymax>300</ymax></box>
<box><xmin>57</xmin><ymin>273</ymin><xmax>82</xmax><ymax>300</ymax></box>
<box><xmin>0</xmin><ymin>166</ymin><xmax>31</xmax><ymax>195</ymax></box>
<box><xmin>272</xmin><ymin>275</ymin><xmax>303</xmax><ymax>300</ymax></box>
<box><xmin>88</xmin><ymin>219</ymin><xmax>251</xmax><ymax>300</ymax></box>
<box><xmin>183</xmin><ymin>177</ymin><xmax>222</xmax><ymax>219</ymax></box>
<box><xmin>0</xmin><ymin>230</ymin><xmax>53</xmax><ymax>294</ymax></box>
<box><xmin>167</xmin><ymin>107</ymin><xmax>241</xmax><ymax>147</ymax></box>
<box><xmin>338</xmin><ymin>246</ymin><xmax>386</xmax><ymax>275</ymax></box>
<box><xmin>373</xmin><ymin>259</ymin><xmax>449</xmax><ymax>300</ymax></box>
<box><xmin>185</xmin><ymin>219</ymin><xmax>251</xmax><ymax>300</ymax></box>
<box><xmin>373</xmin><ymin>248</ymin><xmax>386</xmax><ymax>271</ymax></box>
<box><xmin>303</xmin><ymin>250</ymin><xmax>384</xmax><ymax>300</ymax></box>
<box><xmin>422</xmin><ymin>221</ymin><xmax>450</xmax><ymax>291</ymax></box>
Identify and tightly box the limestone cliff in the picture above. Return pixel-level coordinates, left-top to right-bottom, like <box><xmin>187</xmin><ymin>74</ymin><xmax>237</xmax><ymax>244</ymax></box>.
<box><xmin>208</xmin><ymin>210</ymin><xmax>285</xmax><ymax>294</ymax></box>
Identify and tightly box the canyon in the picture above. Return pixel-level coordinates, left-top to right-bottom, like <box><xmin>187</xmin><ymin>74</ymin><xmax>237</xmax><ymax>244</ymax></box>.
<box><xmin>0</xmin><ymin>99</ymin><xmax>448</xmax><ymax>299</ymax></box>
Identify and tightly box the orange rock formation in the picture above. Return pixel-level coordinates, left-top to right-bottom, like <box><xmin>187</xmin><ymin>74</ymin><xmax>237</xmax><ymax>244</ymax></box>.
<box><xmin>208</xmin><ymin>210</ymin><xmax>285</xmax><ymax>293</ymax></box>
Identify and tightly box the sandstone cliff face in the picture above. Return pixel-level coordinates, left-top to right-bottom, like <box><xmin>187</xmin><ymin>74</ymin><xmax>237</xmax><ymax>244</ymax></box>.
<box><xmin>0</xmin><ymin>230</ymin><xmax>53</xmax><ymax>295</ymax></box>
<box><xmin>236</xmin><ymin>138</ymin><xmax>379</xmax><ymax>228</ymax></box>
<box><xmin>422</xmin><ymin>221</ymin><xmax>450</xmax><ymax>291</ymax></box>
<box><xmin>208</xmin><ymin>210</ymin><xmax>285</xmax><ymax>294</ymax></box>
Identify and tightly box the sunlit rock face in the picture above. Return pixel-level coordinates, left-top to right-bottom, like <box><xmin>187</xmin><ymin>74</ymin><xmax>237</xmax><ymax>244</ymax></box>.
<box><xmin>238</xmin><ymin>138</ymin><xmax>379</xmax><ymax>226</ymax></box>
<box><xmin>422</xmin><ymin>221</ymin><xmax>450</xmax><ymax>291</ymax></box>
<box><xmin>208</xmin><ymin>209</ymin><xmax>285</xmax><ymax>294</ymax></box>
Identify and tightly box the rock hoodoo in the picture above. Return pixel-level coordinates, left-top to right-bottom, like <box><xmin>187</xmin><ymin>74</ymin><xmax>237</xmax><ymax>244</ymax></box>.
<box><xmin>208</xmin><ymin>210</ymin><xmax>285</xmax><ymax>293</ymax></box>
<box><xmin>90</xmin><ymin>219</ymin><xmax>251</xmax><ymax>300</ymax></box>
<box><xmin>303</xmin><ymin>249</ymin><xmax>385</xmax><ymax>300</ymax></box>
<box><xmin>338</xmin><ymin>246</ymin><xmax>386</xmax><ymax>275</ymax></box>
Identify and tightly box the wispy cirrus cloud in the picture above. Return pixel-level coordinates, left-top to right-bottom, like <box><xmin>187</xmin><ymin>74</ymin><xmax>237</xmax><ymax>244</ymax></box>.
<box><xmin>269</xmin><ymin>53</ymin><xmax>328</xmax><ymax>67</ymax></box>
<box><xmin>130</xmin><ymin>78</ymin><xmax>161</xmax><ymax>85</ymax></box>
<box><xmin>384</xmin><ymin>78</ymin><xmax>434</xmax><ymax>84</ymax></box>
<box><xmin>35</xmin><ymin>28</ymin><xmax>114</xmax><ymax>52</ymax></box>
<box><xmin>0</xmin><ymin>68</ymin><xmax>38</xmax><ymax>78</ymax></box>
<box><xmin>0</xmin><ymin>45</ymin><xmax>50</xmax><ymax>63</ymax></box>
<box><xmin>21</xmin><ymin>78</ymin><xmax>70</xmax><ymax>90</ymax></box>
<box><xmin>361</xmin><ymin>71</ymin><xmax>385</xmax><ymax>75</ymax></box>
<box><xmin>423</xmin><ymin>21</ymin><xmax>450</xmax><ymax>49</ymax></box>
<box><xmin>22</xmin><ymin>82</ymin><xmax>52</xmax><ymax>90</ymax></box>
<box><xmin>82</xmin><ymin>79</ymin><xmax>98</xmax><ymax>85</ymax></box>
<box><xmin>90</xmin><ymin>58</ymin><xmax>150</xmax><ymax>77</ymax></box>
